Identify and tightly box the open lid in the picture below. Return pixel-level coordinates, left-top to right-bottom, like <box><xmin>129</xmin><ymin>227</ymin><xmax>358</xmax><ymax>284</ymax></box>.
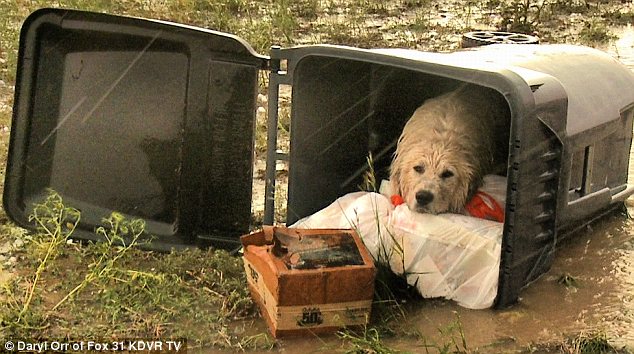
<box><xmin>4</xmin><ymin>8</ymin><xmax>268</xmax><ymax>250</ymax></box>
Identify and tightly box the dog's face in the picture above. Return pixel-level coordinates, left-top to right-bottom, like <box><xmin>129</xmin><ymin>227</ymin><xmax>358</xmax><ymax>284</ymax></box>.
<box><xmin>390</xmin><ymin>144</ymin><xmax>476</xmax><ymax>214</ymax></box>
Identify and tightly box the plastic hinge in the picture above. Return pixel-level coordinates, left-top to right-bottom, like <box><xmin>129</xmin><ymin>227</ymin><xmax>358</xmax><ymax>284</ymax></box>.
<box><xmin>538</xmin><ymin>170</ymin><xmax>558</xmax><ymax>182</ymax></box>
<box><xmin>534</xmin><ymin>210</ymin><xmax>555</xmax><ymax>223</ymax></box>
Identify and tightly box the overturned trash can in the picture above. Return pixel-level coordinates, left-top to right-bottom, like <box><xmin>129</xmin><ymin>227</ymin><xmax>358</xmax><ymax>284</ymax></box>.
<box><xmin>264</xmin><ymin>43</ymin><xmax>634</xmax><ymax>308</ymax></box>
<box><xmin>4</xmin><ymin>8</ymin><xmax>634</xmax><ymax>309</ymax></box>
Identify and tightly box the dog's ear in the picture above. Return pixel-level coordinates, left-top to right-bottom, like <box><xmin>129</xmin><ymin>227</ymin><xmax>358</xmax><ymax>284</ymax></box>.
<box><xmin>389</xmin><ymin>165</ymin><xmax>402</xmax><ymax>196</ymax></box>
<box><xmin>466</xmin><ymin>175</ymin><xmax>484</xmax><ymax>202</ymax></box>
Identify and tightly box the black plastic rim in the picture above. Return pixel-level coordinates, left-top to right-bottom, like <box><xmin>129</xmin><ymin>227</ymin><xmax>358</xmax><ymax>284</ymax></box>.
<box><xmin>461</xmin><ymin>31</ymin><xmax>539</xmax><ymax>48</ymax></box>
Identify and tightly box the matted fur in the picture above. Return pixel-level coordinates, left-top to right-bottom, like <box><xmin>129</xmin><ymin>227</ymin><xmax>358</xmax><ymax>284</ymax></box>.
<box><xmin>389</xmin><ymin>85</ymin><xmax>508</xmax><ymax>214</ymax></box>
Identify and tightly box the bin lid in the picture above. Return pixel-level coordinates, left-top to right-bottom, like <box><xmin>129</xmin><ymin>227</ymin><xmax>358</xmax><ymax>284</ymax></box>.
<box><xmin>3</xmin><ymin>8</ymin><xmax>268</xmax><ymax>250</ymax></box>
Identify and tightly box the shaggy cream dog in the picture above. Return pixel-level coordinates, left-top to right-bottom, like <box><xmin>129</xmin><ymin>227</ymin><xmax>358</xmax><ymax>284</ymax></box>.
<box><xmin>389</xmin><ymin>85</ymin><xmax>508</xmax><ymax>214</ymax></box>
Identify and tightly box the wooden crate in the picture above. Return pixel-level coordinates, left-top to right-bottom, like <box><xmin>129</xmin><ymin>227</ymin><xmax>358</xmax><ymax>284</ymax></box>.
<box><xmin>241</xmin><ymin>226</ymin><xmax>376</xmax><ymax>337</ymax></box>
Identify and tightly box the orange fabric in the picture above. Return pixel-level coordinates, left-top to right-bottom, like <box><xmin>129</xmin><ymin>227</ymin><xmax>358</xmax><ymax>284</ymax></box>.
<box><xmin>391</xmin><ymin>195</ymin><xmax>405</xmax><ymax>206</ymax></box>
<box><xmin>465</xmin><ymin>191</ymin><xmax>504</xmax><ymax>222</ymax></box>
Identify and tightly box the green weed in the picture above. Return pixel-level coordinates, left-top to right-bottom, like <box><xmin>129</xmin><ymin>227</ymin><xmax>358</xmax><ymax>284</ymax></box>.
<box><xmin>549</xmin><ymin>0</ymin><xmax>591</xmax><ymax>16</ymax></box>
<box><xmin>578</xmin><ymin>19</ymin><xmax>617</xmax><ymax>45</ymax></box>
<box><xmin>0</xmin><ymin>276</ymin><xmax>48</xmax><ymax>339</ymax></box>
<box><xmin>0</xmin><ymin>192</ymin><xmax>74</xmax><ymax>337</ymax></box>
<box><xmin>498</xmin><ymin>0</ymin><xmax>546</xmax><ymax>34</ymax></box>
<box><xmin>402</xmin><ymin>0</ymin><xmax>430</xmax><ymax>9</ymax></box>
<box><xmin>558</xmin><ymin>273</ymin><xmax>579</xmax><ymax>288</ymax></box>
<box><xmin>435</xmin><ymin>313</ymin><xmax>469</xmax><ymax>354</ymax></box>
<box><xmin>52</xmin><ymin>211</ymin><xmax>145</xmax><ymax>311</ymax></box>
<box><xmin>0</xmin><ymin>191</ymin><xmax>267</xmax><ymax>350</ymax></box>
<box><xmin>290</xmin><ymin>0</ymin><xmax>321</xmax><ymax>19</ymax></box>
<box><xmin>338</xmin><ymin>312</ymin><xmax>475</xmax><ymax>354</ymax></box>
<box><xmin>7</xmin><ymin>192</ymin><xmax>79</xmax><ymax>332</ymax></box>
<box><xmin>397</xmin><ymin>313</ymin><xmax>472</xmax><ymax>354</ymax></box>
<box><xmin>338</xmin><ymin>324</ymin><xmax>401</xmax><ymax>354</ymax></box>
<box><xmin>408</xmin><ymin>10</ymin><xmax>432</xmax><ymax>33</ymax></box>
<box><xmin>602</xmin><ymin>7</ymin><xmax>634</xmax><ymax>26</ymax></box>
<box><xmin>561</xmin><ymin>331</ymin><xmax>625</xmax><ymax>354</ymax></box>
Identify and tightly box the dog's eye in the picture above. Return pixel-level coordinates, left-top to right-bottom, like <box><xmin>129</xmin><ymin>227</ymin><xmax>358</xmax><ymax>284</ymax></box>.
<box><xmin>413</xmin><ymin>165</ymin><xmax>425</xmax><ymax>174</ymax></box>
<box><xmin>440</xmin><ymin>170</ymin><xmax>454</xmax><ymax>179</ymax></box>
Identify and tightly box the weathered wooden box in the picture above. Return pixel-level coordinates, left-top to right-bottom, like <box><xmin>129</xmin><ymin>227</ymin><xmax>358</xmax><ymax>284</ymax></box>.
<box><xmin>240</xmin><ymin>227</ymin><xmax>376</xmax><ymax>337</ymax></box>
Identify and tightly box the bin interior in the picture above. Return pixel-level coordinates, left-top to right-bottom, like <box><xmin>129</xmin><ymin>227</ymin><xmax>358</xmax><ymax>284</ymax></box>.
<box><xmin>21</xmin><ymin>28</ymin><xmax>189</xmax><ymax>235</ymax></box>
<box><xmin>284</xmin><ymin>54</ymin><xmax>524</xmax><ymax>306</ymax></box>
<box><xmin>286</xmin><ymin>55</ymin><xmax>511</xmax><ymax>224</ymax></box>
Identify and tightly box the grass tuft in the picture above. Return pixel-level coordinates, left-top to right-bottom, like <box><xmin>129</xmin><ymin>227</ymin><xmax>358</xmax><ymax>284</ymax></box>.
<box><xmin>337</xmin><ymin>324</ymin><xmax>401</xmax><ymax>354</ymax></box>
<box><xmin>578</xmin><ymin>19</ymin><xmax>617</xmax><ymax>45</ymax></box>
<box><xmin>0</xmin><ymin>191</ymin><xmax>270</xmax><ymax>350</ymax></box>
<box><xmin>561</xmin><ymin>331</ymin><xmax>625</xmax><ymax>354</ymax></box>
<box><xmin>558</xmin><ymin>273</ymin><xmax>579</xmax><ymax>288</ymax></box>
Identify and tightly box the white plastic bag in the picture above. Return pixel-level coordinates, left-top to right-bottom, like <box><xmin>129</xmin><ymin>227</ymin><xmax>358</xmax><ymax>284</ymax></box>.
<box><xmin>389</xmin><ymin>206</ymin><xmax>502</xmax><ymax>309</ymax></box>
<box><xmin>290</xmin><ymin>176</ymin><xmax>505</xmax><ymax>309</ymax></box>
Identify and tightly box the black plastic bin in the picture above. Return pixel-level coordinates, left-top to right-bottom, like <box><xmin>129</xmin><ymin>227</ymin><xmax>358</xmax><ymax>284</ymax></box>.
<box><xmin>271</xmin><ymin>44</ymin><xmax>634</xmax><ymax>308</ymax></box>
<box><xmin>4</xmin><ymin>9</ymin><xmax>634</xmax><ymax>307</ymax></box>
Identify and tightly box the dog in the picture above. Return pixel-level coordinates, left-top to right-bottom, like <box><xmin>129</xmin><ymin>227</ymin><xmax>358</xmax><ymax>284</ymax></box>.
<box><xmin>389</xmin><ymin>85</ymin><xmax>509</xmax><ymax>214</ymax></box>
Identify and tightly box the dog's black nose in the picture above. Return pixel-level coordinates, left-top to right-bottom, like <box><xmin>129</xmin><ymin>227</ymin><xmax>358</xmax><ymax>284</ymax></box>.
<box><xmin>415</xmin><ymin>190</ymin><xmax>434</xmax><ymax>206</ymax></box>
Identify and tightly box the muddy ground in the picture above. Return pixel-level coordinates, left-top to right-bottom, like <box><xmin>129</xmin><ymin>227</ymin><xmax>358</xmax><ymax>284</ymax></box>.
<box><xmin>1</xmin><ymin>0</ymin><xmax>634</xmax><ymax>353</ymax></box>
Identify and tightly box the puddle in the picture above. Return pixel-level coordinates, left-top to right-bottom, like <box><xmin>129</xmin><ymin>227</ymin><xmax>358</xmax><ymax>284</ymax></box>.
<box><xmin>405</xmin><ymin>215</ymin><xmax>634</xmax><ymax>351</ymax></box>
